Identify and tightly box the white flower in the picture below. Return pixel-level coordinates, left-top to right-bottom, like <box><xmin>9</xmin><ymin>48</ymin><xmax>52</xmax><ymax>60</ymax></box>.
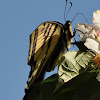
<box><xmin>76</xmin><ymin>10</ymin><xmax>100</xmax><ymax>54</ymax></box>
<box><xmin>92</xmin><ymin>10</ymin><xmax>100</xmax><ymax>28</ymax></box>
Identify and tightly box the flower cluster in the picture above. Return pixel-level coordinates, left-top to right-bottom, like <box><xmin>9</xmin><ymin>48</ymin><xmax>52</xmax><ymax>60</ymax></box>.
<box><xmin>76</xmin><ymin>10</ymin><xmax>100</xmax><ymax>81</ymax></box>
<box><xmin>76</xmin><ymin>10</ymin><xmax>100</xmax><ymax>54</ymax></box>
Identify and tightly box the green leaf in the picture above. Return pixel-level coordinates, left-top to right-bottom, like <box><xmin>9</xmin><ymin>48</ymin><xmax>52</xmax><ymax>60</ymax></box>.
<box><xmin>24</xmin><ymin>72</ymin><xmax>100</xmax><ymax>100</ymax></box>
<box><xmin>58</xmin><ymin>51</ymin><xmax>94</xmax><ymax>82</ymax></box>
<box><xmin>50</xmin><ymin>72</ymin><xmax>100</xmax><ymax>100</ymax></box>
<box><xmin>41</xmin><ymin>74</ymin><xmax>58</xmax><ymax>83</ymax></box>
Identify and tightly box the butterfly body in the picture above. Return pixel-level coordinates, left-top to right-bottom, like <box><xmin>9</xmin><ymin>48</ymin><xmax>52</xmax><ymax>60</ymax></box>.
<box><xmin>26</xmin><ymin>21</ymin><xmax>74</xmax><ymax>90</ymax></box>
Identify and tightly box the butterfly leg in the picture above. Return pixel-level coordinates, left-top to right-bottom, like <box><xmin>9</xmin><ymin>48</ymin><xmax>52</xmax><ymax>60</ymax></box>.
<box><xmin>73</xmin><ymin>27</ymin><xmax>76</xmax><ymax>37</ymax></box>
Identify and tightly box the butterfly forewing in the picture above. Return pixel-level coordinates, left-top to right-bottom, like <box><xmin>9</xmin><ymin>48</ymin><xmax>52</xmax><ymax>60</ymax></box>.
<box><xmin>28</xmin><ymin>21</ymin><xmax>64</xmax><ymax>74</ymax></box>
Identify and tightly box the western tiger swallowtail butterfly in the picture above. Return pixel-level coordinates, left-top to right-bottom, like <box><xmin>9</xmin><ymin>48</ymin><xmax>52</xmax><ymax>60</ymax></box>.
<box><xmin>26</xmin><ymin>21</ymin><xmax>75</xmax><ymax>89</ymax></box>
<box><xmin>25</xmin><ymin>2</ymin><xmax>75</xmax><ymax>91</ymax></box>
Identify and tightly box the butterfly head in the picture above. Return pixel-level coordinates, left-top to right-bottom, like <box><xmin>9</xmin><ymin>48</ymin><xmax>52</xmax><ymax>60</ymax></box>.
<box><xmin>64</xmin><ymin>20</ymin><xmax>72</xmax><ymax>29</ymax></box>
<box><xmin>66</xmin><ymin>20</ymin><xmax>72</xmax><ymax>26</ymax></box>
<box><xmin>65</xmin><ymin>20</ymin><xmax>75</xmax><ymax>38</ymax></box>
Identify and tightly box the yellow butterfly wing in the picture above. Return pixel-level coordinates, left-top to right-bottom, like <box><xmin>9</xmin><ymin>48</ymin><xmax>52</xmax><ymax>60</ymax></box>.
<box><xmin>27</xmin><ymin>21</ymin><xmax>65</xmax><ymax>89</ymax></box>
<box><xmin>28</xmin><ymin>21</ymin><xmax>63</xmax><ymax>66</ymax></box>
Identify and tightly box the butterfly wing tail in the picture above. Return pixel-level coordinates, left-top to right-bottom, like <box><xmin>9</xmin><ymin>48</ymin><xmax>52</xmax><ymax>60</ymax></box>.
<box><xmin>25</xmin><ymin>65</ymin><xmax>45</xmax><ymax>91</ymax></box>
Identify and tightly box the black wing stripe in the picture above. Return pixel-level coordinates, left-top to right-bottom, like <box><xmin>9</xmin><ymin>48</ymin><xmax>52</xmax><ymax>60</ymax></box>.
<box><xmin>42</xmin><ymin>24</ymin><xmax>53</xmax><ymax>49</ymax></box>
<box><xmin>43</xmin><ymin>23</ymin><xmax>50</xmax><ymax>36</ymax></box>
<box><xmin>29</xmin><ymin>28</ymin><xmax>39</xmax><ymax>67</ymax></box>
<box><xmin>36</xmin><ymin>24</ymin><xmax>59</xmax><ymax>78</ymax></box>
<box><xmin>32</xmin><ymin>28</ymin><xmax>38</xmax><ymax>54</ymax></box>
<box><xmin>35</xmin><ymin>23</ymin><xmax>59</xmax><ymax>61</ymax></box>
<box><xmin>51</xmin><ymin>23</ymin><xmax>58</xmax><ymax>36</ymax></box>
<box><xmin>42</xmin><ymin>24</ymin><xmax>58</xmax><ymax>58</ymax></box>
<box><xmin>41</xmin><ymin>23</ymin><xmax>58</xmax><ymax>49</ymax></box>
<box><xmin>32</xmin><ymin>23</ymin><xmax>50</xmax><ymax>54</ymax></box>
<box><xmin>29</xmin><ymin>23</ymin><xmax>50</xmax><ymax>66</ymax></box>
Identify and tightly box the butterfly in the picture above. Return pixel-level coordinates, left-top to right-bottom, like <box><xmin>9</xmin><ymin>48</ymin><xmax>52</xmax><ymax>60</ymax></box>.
<box><xmin>25</xmin><ymin>20</ymin><xmax>75</xmax><ymax>91</ymax></box>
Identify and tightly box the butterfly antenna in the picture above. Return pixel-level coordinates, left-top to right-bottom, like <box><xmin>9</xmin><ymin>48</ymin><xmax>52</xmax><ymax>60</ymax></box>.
<box><xmin>64</xmin><ymin>1</ymin><xmax>72</xmax><ymax>22</ymax></box>
<box><xmin>65</xmin><ymin>2</ymin><xmax>72</xmax><ymax>20</ymax></box>
<box><xmin>72</xmin><ymin>13</ymin><xmax>89</xmax><ymax>23</ymax></box>
<box><xmin>64</xmin><ymin>0</ymin><xmax>68</xmax><ymax>22</ymax></box>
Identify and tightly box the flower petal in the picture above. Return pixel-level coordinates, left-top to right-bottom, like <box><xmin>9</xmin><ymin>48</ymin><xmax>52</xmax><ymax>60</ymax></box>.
<box><xmin>76</xmin><ymin>23</ymin><xmax>92</xmax><ymax>34</ymax></box>
<box><xmin>76</xmin><ymin>23</ymin><xmax>93</xmax><ymax>41</ymax></box>
<box><xmin>92</xmin><ymin>10</ymin><xmax>100</xmax><ymax>28</ymax></box>
<box><xmin>84</xmin><ymin>37</ymin><xmax>100</xmax><ymax>54</ymax></box>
